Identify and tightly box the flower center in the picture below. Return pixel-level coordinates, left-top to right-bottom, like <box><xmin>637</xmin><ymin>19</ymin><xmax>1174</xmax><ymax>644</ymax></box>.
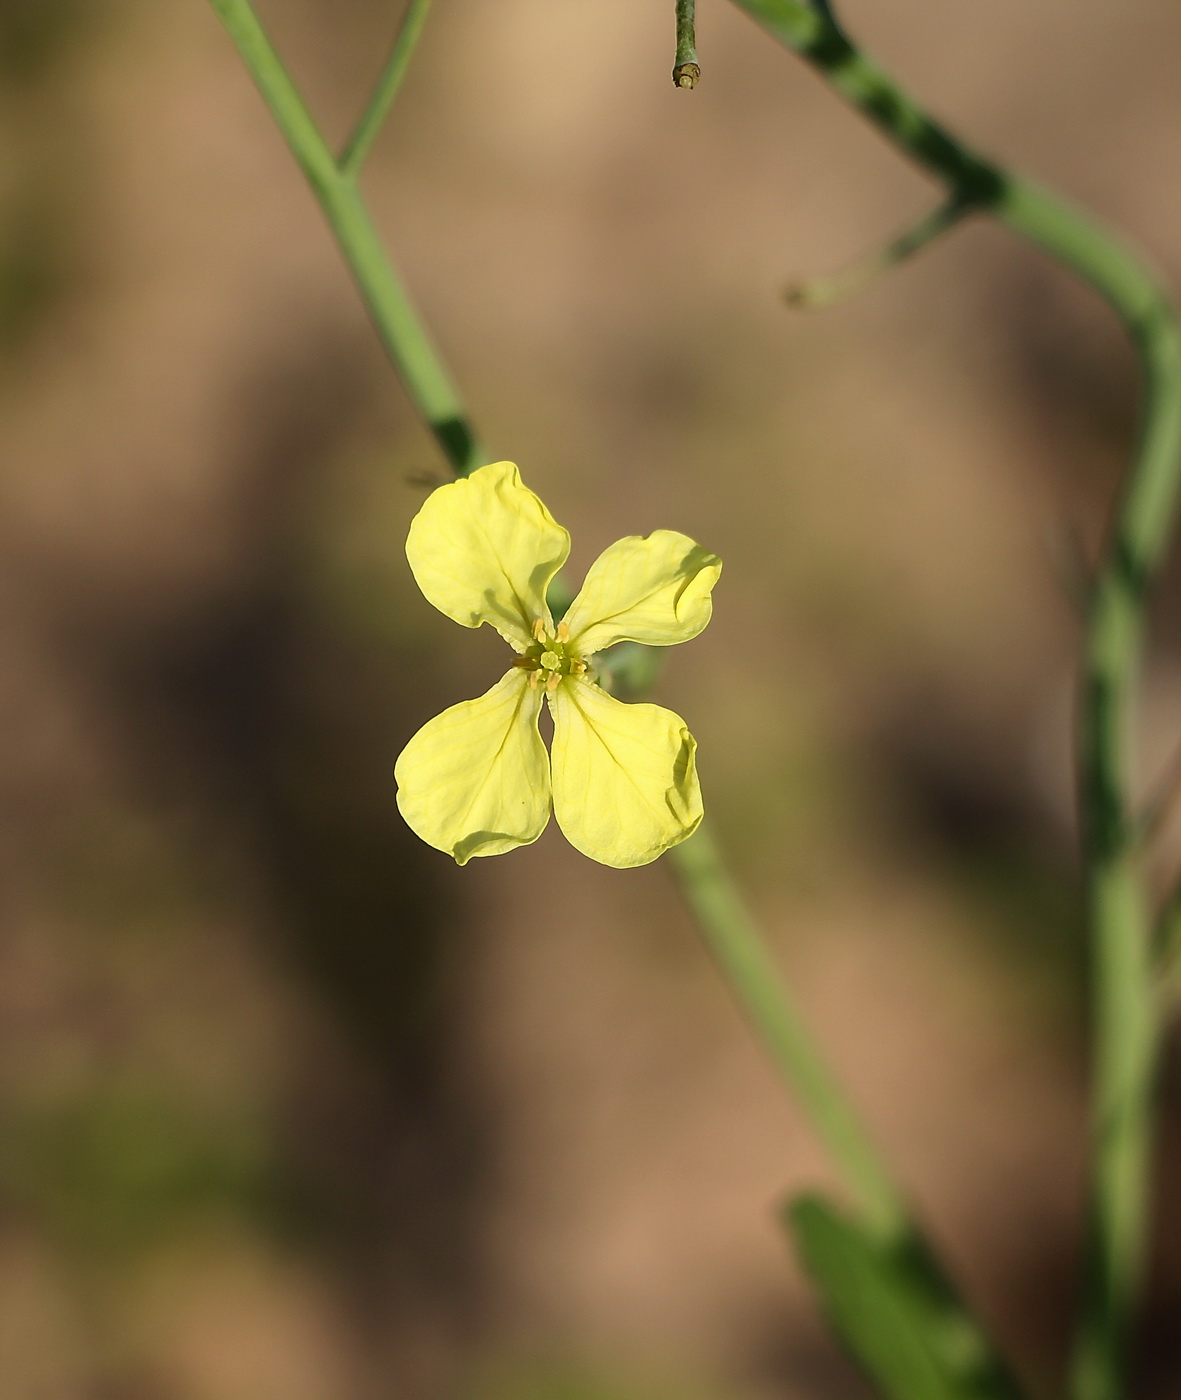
<box><xmin>514</xmin><ymin>619</ymin><xmax>588</xmax><ymax>691</ymax></box>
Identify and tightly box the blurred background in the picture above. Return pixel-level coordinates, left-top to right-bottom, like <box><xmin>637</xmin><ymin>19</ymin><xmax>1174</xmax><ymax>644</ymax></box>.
<box><xmin>2</xmin><ymin>0</ymin><xmax>1181</xmax><ymax>1396</ymax></box>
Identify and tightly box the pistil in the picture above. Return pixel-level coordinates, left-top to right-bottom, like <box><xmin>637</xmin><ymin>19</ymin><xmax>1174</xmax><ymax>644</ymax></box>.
<box><xmin>516</xmin><ymin>618</ymin><xmax>588</xmax><ymax>689</ymax></box>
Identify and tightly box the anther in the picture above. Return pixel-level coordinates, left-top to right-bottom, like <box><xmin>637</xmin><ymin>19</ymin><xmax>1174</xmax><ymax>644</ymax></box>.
<box><xmin>570</xmin><ymin>659</ymin><xmax>587</xmax><ymax>675</ymax></box>
<box><xmin>532</xmin><ymin>618</ymin><xmax>546</xmax><ymax>641</ymax></box>
<box><xmin>556</xmin><ymin>621</ymin><xmax>570</xmax><ymax>643</ymax></box>
<box><xmin>545</xmin><ymin>673</ymin><xmax>561</xmax><ymax>694</ymax></box>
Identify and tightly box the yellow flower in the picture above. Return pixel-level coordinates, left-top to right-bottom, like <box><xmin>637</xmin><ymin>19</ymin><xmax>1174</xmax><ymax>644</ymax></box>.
<box><xmin>394</xmin><ymin>461</ymin><xmax>721</xmax><ymax>868</ymax></box>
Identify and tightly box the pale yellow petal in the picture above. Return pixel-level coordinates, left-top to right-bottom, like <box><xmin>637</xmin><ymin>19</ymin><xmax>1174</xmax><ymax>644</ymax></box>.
<box><xmin>548</xmin><ymin>677</ymin><xmax>703</xmax><ymax>868</ymax></box>
<box><xmin>561</xmin><ymin>530</ymin><xmax>721</xmax><ymax>657</ymax></box>
<box><xmin>406</xmin><ymin>461</ymin><xmax>570</xmax><ymax>651</ymax></box>
<box><xmin>395</xmin><ymin>668</ymin><xmax>550</xmax><ymax>864</ymax></box>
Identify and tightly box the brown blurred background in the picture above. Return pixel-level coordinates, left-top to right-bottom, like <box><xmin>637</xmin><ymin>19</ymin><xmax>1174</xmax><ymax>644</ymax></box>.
<box><xmin>2</xmin><ymin>0</ymin><xmax>1181</xmax><ymax>1396</ymax></box>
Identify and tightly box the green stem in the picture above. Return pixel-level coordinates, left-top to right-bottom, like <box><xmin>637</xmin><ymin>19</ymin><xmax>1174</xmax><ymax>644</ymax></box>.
<box><xmin>726</xmin><ymin>3</ymin><xmax>1181</xmax><ymax>1396</ymax></box>
<box><xmin>339</xmin><ymin>0</ymin><xmax>433</xmax><ymax>176</ymax></box>
<box><xmin>1006</xmin><ymin>187</ymin><xmax>1181</xmax><ymax>1400</ymax></box>
<box><xmin>207</xmin><ymin>0</ymin><xmax>484</xmax><ymax>475</ymax></box>
<box><xmin>669</xmin><ymin>825</ymin><xmax>907</xmax><ymax>1239</ymax></box>
<box><xmin>673</xmin><ymin>0</ymin><xmax>700</xmax><ymax>88</ymax></box>
<box><xmin>785</xmin><ymin>195</ymin><xmax>969</xmax><ymax>309</ymax></box>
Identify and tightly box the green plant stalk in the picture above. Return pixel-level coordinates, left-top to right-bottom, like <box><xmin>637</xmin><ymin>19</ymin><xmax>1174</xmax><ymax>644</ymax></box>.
<box><xmin>670</xmin><ymin>826</ymin><xmax>907</xmax><ymax>1239</ymax></box>
<box><xmin>727</xmin><ymin>3</ymin><xmax>1181</xmax><ymax>1397</ymax></box>
<box><xmin>786</xmin><ymin>195</ymin><xmax>969</xmax><ymax>309</ymax></box>
<box><xmin>207</xmin><ymin>0</ymin><xmax>484</xmax><ymax>476</ymax></box>
<box><xmin>339</xmin><ymin>0</ymin><xmax>433</xmax><ymax>175</ymax></box>
<box><xmin>673</xmin><ymin>0</ymin><xmax>700</xmax><ymax>87</ymax></box>
<box><xmin>1043</xmin><ymin>175</ymin><xmax>1181</xmax><ymax>1400</ymax></box>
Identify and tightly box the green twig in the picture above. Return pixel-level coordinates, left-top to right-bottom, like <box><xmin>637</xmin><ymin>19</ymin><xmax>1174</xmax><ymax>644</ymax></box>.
<box><xmin>785</xmin><ymin>196</ymin><xmax>969</xmax><ymax>310</ymax></box>
<box><xmin>995</xmin><ymin>145</ymin><xmax>1179</xmax><ymax>1400</ymax></box>
<box><xmin>207</xmin><ymin>0</ymin><xmax>484</xmax><ymax>476</ymax></box>
<box><xmin>673</xmin><ymin>0</ymin><xmax>700</xmax><ymax>88</ymax></box>
<box><xmin>669</xmin><ymin>826</ymin><xmax>907</xmax><ymax>1239</ymax></box>
<box><xmin>339</xmin><ymin>0</ymin><xmax>433</xmax><ymax>176</ymax></box>
<box><xmin>725</xmin><ymin>4</ymin><xmax>1181</xmax><ymax>1398</ymax></box>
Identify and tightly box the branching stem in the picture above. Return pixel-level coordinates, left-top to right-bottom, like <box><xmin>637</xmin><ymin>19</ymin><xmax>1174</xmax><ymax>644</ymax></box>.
<box><xmin>785</xmin><ymin>196</ymin><xmax>969</xmax><ymax>309</ymax></box>
<box><xmin>727</xmin><ymin>4</ymin><xmax>1181</xmax><ymax>1398</ymax></box>
<box><xmin>207</xmin><ymin>0</ymin><xmax>484</xmax><ymax>475</ymax></box>
<box><xmin>339</xmin><ymin>0</ymin><xmax>433</xmax><ymax>176</ymax></box>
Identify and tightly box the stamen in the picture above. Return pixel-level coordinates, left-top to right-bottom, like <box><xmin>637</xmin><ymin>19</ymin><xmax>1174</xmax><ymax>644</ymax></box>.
<box><xmin>556</xmin><ymin>621</ymin><xmax>570</xmax><ymax>643</ymax></box>
<box><xmin>528</xmin><ymin>671</ymin><xmax>541</xmax><ymax>689</ymax></box>
<box><xmin>532</xmin><ymin>618</ymin><xmax>546</xmax><ymax>642</ymax></box>
<box><xmin>545</xmin><ymin>673</ymin><xmax>561</xmax><ymax>694</ymax></box>
<box><xmin>570</xmin><ymin>659</ymin><xmax>587</xmax><ymax>675</ymax></box>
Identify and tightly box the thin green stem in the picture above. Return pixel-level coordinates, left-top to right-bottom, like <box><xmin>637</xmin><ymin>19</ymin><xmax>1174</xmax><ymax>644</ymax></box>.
<box><xmin>785</xmin><ymin>195</ymin><xmax>970</xmax><ymax>309</ymax></box>
<box><xmin>339</xmin><ymin>0</ymin><xmax>433</xmax><ymax>176</ymax></box>
<box><xmin>207</xmin><ymin>0</ymin><xmax>484</xmax><ymax>475</ymax></box>
<box><xmin>986</xmin><ymin>214</ymin><xmax>1181</xmax><ymax>1376</ymax></box>
<box><xmin>669</xmin><ymin>825</ymin><xmax>907</xmax><ymax>1239</ymax></box>
<box><xmin>673</xmin><ymin>0</ymin><xmax>700</xmax><ymax>88</ymax></box>
<box><xmin>726</xmin><ymin>4</ymin><xmax>1181</xmax><ymax>1397</ymax></box>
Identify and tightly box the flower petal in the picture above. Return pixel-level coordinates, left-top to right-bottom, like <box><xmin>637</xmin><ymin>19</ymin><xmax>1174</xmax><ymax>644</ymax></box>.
<box><xmin>561</xmin><ymin>530</ymin><xmax>721</xmax><ymax>657</ymax></box>
<box><xmin>395</xmin><ymin>668</ymin><xmax>550</xmax><ymax>864</ymax></box>
<box><xmin>548</xmin><ymin>677</ymin><xmax>703</xmax><ymax>867</ymax></box>
<box><xmin>406</xmin><ymin>461</ymin><xmax>571</xmax><ymax>652</ymax></box>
